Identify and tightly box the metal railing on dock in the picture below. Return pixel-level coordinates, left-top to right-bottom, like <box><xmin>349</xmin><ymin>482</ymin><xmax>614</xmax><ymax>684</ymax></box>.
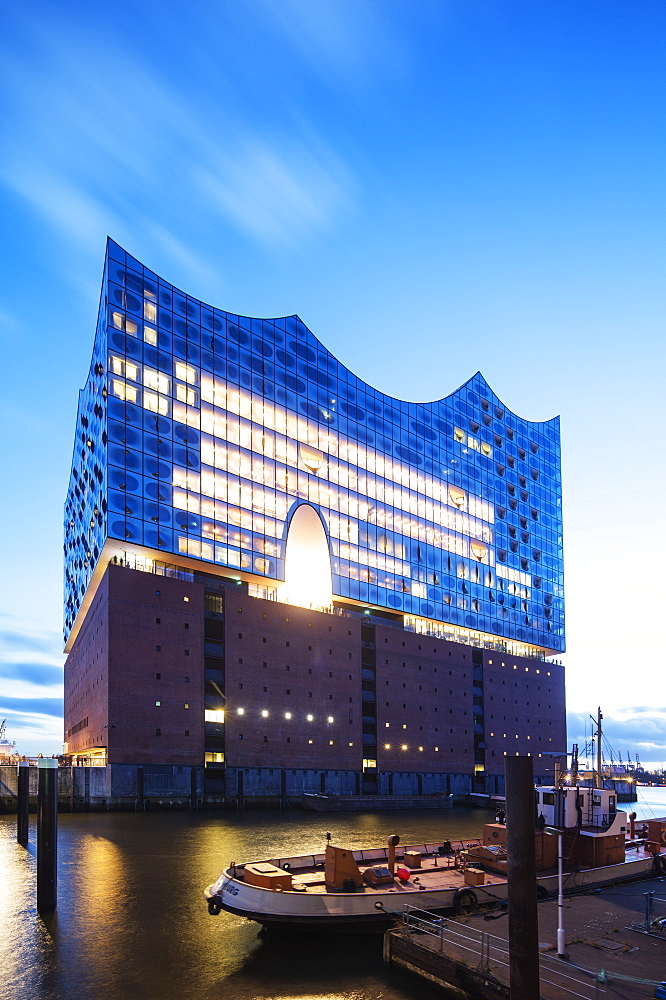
<box><xmin>395</xmin><ymin>906</ymin><xmax>612</xmax><ymax>999</ymax></box>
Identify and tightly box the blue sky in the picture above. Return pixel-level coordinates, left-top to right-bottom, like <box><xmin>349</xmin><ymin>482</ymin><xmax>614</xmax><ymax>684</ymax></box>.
<box><xmin>1</xmin><ymin>0</ymin><xmax>665</xmax><ymax>766</ymax></box>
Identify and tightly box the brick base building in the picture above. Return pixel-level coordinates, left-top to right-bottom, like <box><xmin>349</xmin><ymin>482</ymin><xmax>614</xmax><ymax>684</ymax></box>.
<box><xmin>63</xmin><ymin>563</ymin><xmax>565</xmax><ymax>801</ymax></box>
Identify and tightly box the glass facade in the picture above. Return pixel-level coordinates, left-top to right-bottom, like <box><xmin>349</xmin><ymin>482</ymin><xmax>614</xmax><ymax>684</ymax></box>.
<box><xmin>64</xmin><ymin>239</ymin><xmax>564</xmax><ymax>655</ymax></box>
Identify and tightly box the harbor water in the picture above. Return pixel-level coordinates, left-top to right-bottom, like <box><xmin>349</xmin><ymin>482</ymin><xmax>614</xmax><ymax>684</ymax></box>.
<box><xmin>3</xmin><ymin>786</ymin><xmax>666</xmax><ymax>1000</ymax></box>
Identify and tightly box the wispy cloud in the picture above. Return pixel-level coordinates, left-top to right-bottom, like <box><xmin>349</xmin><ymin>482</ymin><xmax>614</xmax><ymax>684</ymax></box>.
<box><xmin>0</xmin><ymin>623</ymin><xmax>63</xmax><ymax>657</ymax></box>
<box><xmin>195</xmin><ymin>135</ymin><xmax>354</xmax><ymax>249</ymax></box>
<box><xmin>0</xmin><ymin>662</ymin><xmax>63</xmax><ymax>687</ymax></box>
<box><xmin>0</xmin><ymin>697</ymin><xmax>62</xmax><ymax>719</ymax></box>
<box><xmin>257</xmin><ymin>0</ymin><xmax>408</xmax><ymax>90</ymax></box>
<box><xmin>0</xmin><ymin>4</ymin><xmax>360</xmax><ymax>278</ymax></box>
<box><xmin>568</xmin><ymin>707</ymin><xmax>666</xmax><ymax>766</ymax></box>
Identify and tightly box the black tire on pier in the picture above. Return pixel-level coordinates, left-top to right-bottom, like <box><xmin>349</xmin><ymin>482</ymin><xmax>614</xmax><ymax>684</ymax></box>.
<box><xmin>453</xmin><ymin>888</ymin><xmax>478</xmax><ymax>914</ymax></box>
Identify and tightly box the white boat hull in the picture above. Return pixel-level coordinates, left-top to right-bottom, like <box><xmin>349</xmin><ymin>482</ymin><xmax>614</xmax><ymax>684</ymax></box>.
<box><xmin>205</xmin><ymin>844</ymin><xmax>665</xmax><ymax>931</ymax></box>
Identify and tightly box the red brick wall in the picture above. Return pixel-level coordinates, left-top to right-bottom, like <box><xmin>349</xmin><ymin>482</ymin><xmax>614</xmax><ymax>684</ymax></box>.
<box><xmin>374</xmin><ymin>630</ymin><xmax>474</xmax><ymax>773</ymax></box>
<box><xmin>105</xmin><ymin>565</ymin><xmax>204</xmax><ymax>765</ymax></box>
<box><xmin>64</xmin><ymin>574</ymin><xmax>110</xmax><ymax>756</ymax></box>
<box><xmin>224</xmin><ymin>596</ymin><xmax>362</xmax><ymax>769</ymax></box>
<box><xmin>64</xmin><ymin>565</ymin><xmax>566</xmax><ymax>779</ymax></box>
<box><xmin>482</xmin><ymin>650</ymin><xmax>566</xmax><ymax>774</ymax></box>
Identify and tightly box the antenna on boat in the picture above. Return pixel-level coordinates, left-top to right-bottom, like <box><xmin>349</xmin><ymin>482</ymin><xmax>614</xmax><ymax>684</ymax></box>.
<box><xmin>570</xmin><ymin>744</ymin><xmax>579</xmax><ymax>782</ymax></box>
<box><xmin>589</xmin><ymin>707</ymin><xmax>603</xmax><ymax>789</ymax></box>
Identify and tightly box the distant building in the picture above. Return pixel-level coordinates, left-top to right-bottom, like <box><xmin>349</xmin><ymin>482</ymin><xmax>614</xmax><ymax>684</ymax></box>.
<box><xmin>62</xmin><ymin>239</ymin><xmax>565</xmax><ymax>799</ymax></box>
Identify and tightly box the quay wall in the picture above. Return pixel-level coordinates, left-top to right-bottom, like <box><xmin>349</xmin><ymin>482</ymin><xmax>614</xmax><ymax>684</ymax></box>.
<box><xmin>0</xmin><ymin>763</ymin><xmax>476</xmax><ymax>811</ymax></box>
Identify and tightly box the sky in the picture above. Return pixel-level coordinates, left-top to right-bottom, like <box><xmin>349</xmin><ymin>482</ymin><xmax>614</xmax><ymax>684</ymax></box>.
<box><xmin>0</xmin><ymin>0</ymin><xmax>664</xmax><ymax>765</ymax></box>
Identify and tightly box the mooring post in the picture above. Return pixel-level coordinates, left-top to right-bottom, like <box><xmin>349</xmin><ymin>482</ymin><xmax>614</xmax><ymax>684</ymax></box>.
<box><xmin>17</xmin><ymin>761</ymin><xmax>30</xmax><ymax>846</ymax></box>
<box><xmin>505</xmin><ymin>754</ymin><xmax>540</xmax><ymax>1000</ymax></box>
<box><xmin>136</xmin><ymin>766</ymin><xmax>144</xmax><ymax>812</ymax></box>
<box><xmin>37</xmin><ymin>758</ymin><xmax>58</xmax><ymax>913</ymax></box>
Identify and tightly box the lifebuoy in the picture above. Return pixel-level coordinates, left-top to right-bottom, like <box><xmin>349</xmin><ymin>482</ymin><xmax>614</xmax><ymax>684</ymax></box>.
<box><xmin>208</xmin><ymin>895</ymin><xmax>222</xmax><ymax>916</ymax></box>
<box><xmin>660</xmin><ymin>829</ymin><xmax>666</xmax><ymax>845</ymax></box>
<box><xmin>453</xmin><ymin>888</ymin><xmax>478</xmax><ymax>914</ymax></box>
<box><xmin>601</xmin><ymin>818</ymin><xmax>608</xmax><ymax>830</ymax></box>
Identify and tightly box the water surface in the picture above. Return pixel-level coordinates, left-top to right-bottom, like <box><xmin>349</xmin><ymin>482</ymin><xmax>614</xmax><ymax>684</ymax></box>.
<box><xmin>3</xmin><ymin>790</ymin><xmax>665</xmax><ymax>1000</ymax></box>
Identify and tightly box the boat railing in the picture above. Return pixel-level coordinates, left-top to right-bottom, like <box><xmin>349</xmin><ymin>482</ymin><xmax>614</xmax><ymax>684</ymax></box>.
<box><xmin>265</xmin><ymin>840</ymin><xmax>483</xmax><ymax>872</ymax></box>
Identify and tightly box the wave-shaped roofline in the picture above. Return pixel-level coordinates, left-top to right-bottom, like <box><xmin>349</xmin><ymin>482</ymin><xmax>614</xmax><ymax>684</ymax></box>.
<box><xmin>107</xmin><ymin>237</ymin><xmax>560</xmax><ymax>427</ymax></box>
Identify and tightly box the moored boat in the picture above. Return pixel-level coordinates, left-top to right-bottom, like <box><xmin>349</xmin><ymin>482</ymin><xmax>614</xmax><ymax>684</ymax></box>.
<box><xmin>204</xmin><ymin>785</ymin><xmax>666</xmax><ymax>932</ymax></box>
<box><xmin>302</xmin><ymin>791</ymin><xmax>453</xmax><ymax>812</ymax></box>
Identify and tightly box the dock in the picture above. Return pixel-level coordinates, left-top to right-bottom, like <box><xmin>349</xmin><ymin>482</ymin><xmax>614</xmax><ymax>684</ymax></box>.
<box><xmin>384</xmin><ymin>876</ymin><xmax>666</xmax><ymax>999</ymax></box>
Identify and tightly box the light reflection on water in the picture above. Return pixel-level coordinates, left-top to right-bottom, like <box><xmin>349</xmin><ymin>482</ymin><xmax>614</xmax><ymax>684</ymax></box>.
<box><xmin>3</xmin><ymin>792</ymin><xmax>665</xmax><ymax>1000</ymax></box>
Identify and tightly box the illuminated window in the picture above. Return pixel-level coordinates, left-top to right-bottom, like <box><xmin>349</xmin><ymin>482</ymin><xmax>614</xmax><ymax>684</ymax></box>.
<box><xmin>308</xmin><ymin>739</ymin><xmax>313</xmax><ymax>744</ymax></box>
<box><xmin>284</xmin><ymin>712</ymin><xmax>292</xmax><ymax>720</ymax></box>
<box><xmin>329</xmin><ymin>740</ymin><xmax>334</xmax><ymax>745</ymax></box>
<box><xmin>111</xmin><ymin>312</ymin><xmax>138</xmax><ymax>335</ymax></box>
<box><xmin>184</xmin><ymin>703</ymin><xmax>189</xmax><ymax>709</ymax></box>
<box><xmin>144</xmin><ymin>301</ymin><xmax>157</xmax><ymax>323</ymax></box>
<box><xmin>183</xmin><ymin>596</ymin><xmax>189</xmax><ymax>602</ymax></box>
<box><xmin>327</xmin><ymin>716</ymin><xmax>334</xmax><ymax>724</ymax></box>
<box><xmin>237</xmin><ymin>708</ymin><xmax>244</xmax><ymax>715</ymax></box>
<box><xmin>176</xmin><ymin>384</ymin><xmax>197</xmax><ymax>406</ymax></box>
<box><xmin>111</xmin><ymin>380</ymin><xmax>137</xmax><ymax>403</ymax></box>
<box><xmin>155</xmin><ymin>701</ymin><xmax>161</xmax><ymax>707</ymax></box>
<box><xmin>401</xmin><ymin>744</ymin><xmax>408</xmax><ymax>751</ymax></box>
<box><xmin>306</xmin><ymin>714</ymin><xmax>314</xmax><ymax>722</ymax></box>
<box><xmin>385</xmin><ymin>722</ymin><xmax>390</xmax><ymax>727</ymax></box>
<box><xmin>205</xmin><ymin>709</ymin><xmax>225</xmax><ymax>723</ymax></box>
<box><xmin>110</xmin><ymin>357</ymin><xmax>138</xmax><ymax>381</ymax></box>
<box><xmin>261</xmin><ymin>710</ymin><xmax>269</xmax><ymax>718</ymax></box>
<box><xmin>144</xmin><ymin>368</ymin><xmax>170</xmax><ymax>394</ymax></box>
<box><xmin>175</xmin><ymin>362</ymin><xmax>197</xmax><ymax>384</ymax></box>
<box><xmin>205</xmin><ymin>752</ymin><xmax>225</xmax><ymax>764</ymax></box>
<box><xmin>144</xmin><ymin>326</ymin><xmax>158</xmax><ymax>346</ymax></box>
<box><xmin>453</xmin><ymin>427</ymin><xmax>465</xmax><ymax>443</ymax></box>
<box><xmin>144</xmin><ymin>392</ymin><xmax>169</xmax><ymax>415</ymax></box>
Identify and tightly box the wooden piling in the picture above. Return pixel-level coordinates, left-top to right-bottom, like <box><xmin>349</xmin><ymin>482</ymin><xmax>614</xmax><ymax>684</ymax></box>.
<box><xmin>37</xmin><ymin>759</ymin><xmax>58</xmax><ymax>913</ymax></box>
<box><xmin>505</xmin><ymin>755</ymin><xmax>539</xmax><ymax>1000</ymax></box>
<box><xmin>17</xmin><ymin>761</ymin><xmax>29</xmax><ymax>846</ymax></box>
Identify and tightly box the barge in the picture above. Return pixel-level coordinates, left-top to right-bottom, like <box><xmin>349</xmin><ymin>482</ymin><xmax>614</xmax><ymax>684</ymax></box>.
<box><xmin>204</xmin><ymin>786</ymin><xmax>666</xmax><ymax>932</ymax></box>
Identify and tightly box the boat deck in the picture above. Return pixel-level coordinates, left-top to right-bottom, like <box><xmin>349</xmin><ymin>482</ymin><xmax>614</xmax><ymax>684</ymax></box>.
<box><xmin>264</xmin><ymin>843</ymin><xmax>510</xmax><ymax>895</ymax></box>
<box><xmin>253</xmin><ymin>838</ymin><xmax>657</xmax><ymax>896</ymax></box>
<box><xmin>290</xmin><ymin>864</ymin><xmax>508</xmax><ymax>894</ymax></box>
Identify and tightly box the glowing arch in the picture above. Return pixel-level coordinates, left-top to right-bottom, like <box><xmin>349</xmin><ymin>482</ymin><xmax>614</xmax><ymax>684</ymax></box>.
<box><xmin>278</xmin><ymin>504</ymin><xmax>333</xmax><ymax>611</ymax></box>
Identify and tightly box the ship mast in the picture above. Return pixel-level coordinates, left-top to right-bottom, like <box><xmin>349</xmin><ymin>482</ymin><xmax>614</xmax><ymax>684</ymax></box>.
<box><xmin>591</xmin><ymin>707</ymin><xmax>603</xmax><ymax>789</ymax></box>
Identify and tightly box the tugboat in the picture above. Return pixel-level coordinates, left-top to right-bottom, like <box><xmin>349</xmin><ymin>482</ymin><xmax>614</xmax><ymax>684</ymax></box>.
<box><xmin>205</xmin><ymin>784</ymin><xmax>665</xmax><ymax>932</ymax></box>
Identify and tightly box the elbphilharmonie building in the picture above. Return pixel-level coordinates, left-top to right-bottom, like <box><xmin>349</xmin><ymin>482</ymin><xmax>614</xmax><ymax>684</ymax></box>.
<box><xmin>63</xmin><ymin>239</ymin><xmax>565</xmax><ymax>802</ymax></box>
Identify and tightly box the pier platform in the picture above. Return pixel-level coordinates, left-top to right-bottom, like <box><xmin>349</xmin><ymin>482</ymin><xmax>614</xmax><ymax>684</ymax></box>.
<box><xmin>384</xmin><ymin>876</ymin><xmax>666</xmax><ymax>999</ymax></box>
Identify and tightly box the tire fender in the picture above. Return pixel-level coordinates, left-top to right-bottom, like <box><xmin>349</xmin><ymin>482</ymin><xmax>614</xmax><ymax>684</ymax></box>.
<box><xmin>453</xmin><ymin>887</ymin><xmax>478</xmax><ymax>914</ymax></box>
